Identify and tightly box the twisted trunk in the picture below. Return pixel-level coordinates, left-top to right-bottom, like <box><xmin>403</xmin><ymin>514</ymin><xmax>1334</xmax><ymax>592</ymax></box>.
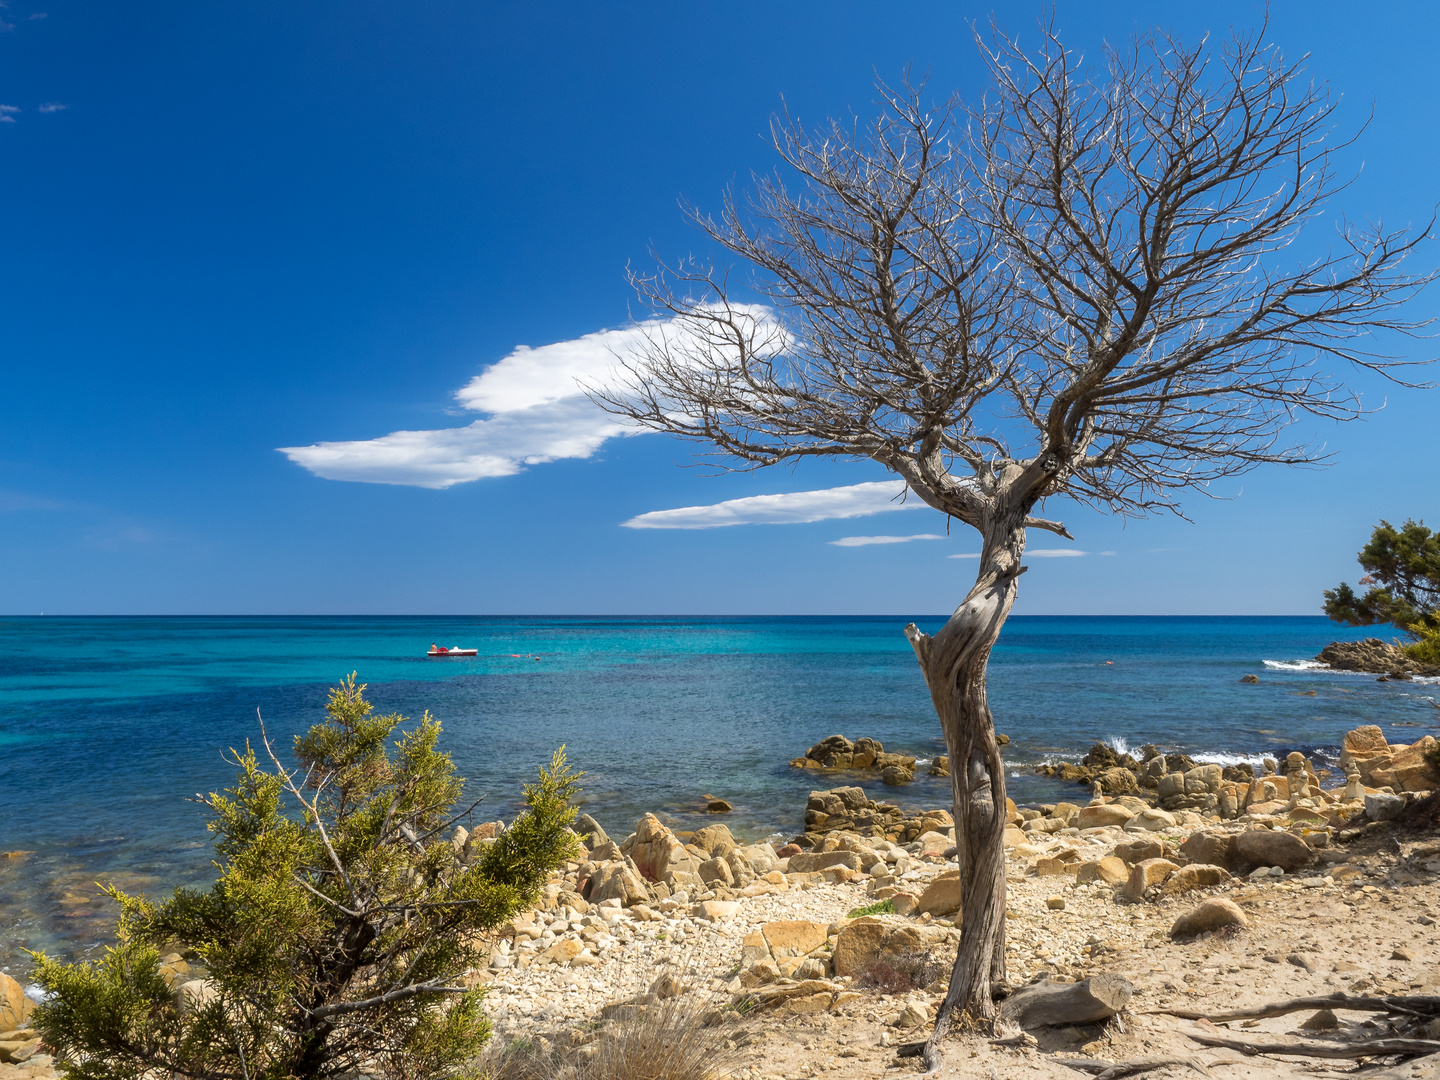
<box><xmin>905</xmin><ymin>510</ymin><xmax>1027</xmax><ymax>1071</ymax></box>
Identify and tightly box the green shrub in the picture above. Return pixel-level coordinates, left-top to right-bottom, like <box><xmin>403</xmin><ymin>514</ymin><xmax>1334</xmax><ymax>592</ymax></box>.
<box><xmin>847</xmin><ymin>899</ymin><xmax>896</xmax><ymax>918</ymax></box>
<box><xmin>30</xmin><ymin>674</ymin><xmax>580</xmax><ymax>1080</ymax></box>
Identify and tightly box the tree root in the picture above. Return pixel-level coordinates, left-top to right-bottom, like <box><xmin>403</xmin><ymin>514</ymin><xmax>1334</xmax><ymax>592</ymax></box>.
<box><xmin>1185</xmin><ymin>1027</ymin><xmax>1440</xmax><ymax>1060</ymax></box>
<box><xmin>1047</xmin><ymin>1055</ymin><xmax>1213</xmax><ymax>1079</ymax></box>
<box><xmin>1149</xmin><ymin>993</ymin><xmax>1440</xmax><ymax>1023</ymax></box>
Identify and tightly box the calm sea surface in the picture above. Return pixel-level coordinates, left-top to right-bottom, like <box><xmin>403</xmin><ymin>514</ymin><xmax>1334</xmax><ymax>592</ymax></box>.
<box><xmin>1</xmin><ymin>615</ymin><xmax>1436</xmax><ymax>975</ymax></box>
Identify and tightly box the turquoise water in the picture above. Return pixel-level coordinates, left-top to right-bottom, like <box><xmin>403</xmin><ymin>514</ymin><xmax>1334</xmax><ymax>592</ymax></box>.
<box><xmin>1</xmin><ymin>615</ymin><xmax>1436</xmax><ymax>972</ymax></box>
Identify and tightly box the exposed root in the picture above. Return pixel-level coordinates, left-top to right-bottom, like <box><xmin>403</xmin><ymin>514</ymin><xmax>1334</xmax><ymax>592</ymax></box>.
<box><xmin>1048</xmin><ymin>1055</ymin><xmax>1213</xmax><ymax>1080</ymax></box>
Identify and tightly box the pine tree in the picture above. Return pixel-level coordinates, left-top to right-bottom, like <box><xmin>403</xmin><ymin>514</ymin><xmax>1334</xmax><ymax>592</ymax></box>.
<box><xmin>29</xmin><ymin>674</ymin><xmax>579</xmax><ymax>1080</ymax></box>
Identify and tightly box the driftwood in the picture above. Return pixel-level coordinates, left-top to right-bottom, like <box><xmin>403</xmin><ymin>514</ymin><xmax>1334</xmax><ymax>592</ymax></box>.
<box><xmin>1186</xmin><ymin>1028</ymin><xmax>1440</xmax><ymax>1060</ymax></box>
<box><xmin>896</xmin><ymin>1032</ymin><xmax>1037</xmax><ymax>1058</ymax></box>
<box><xmin>1048</xmin><ymin>1056</ymin><xmax>1212</xmax><ymax>1080</ymax></box>
<box><xmin>1153</xmin><ymin>993</ymin><xmax>1440</xmax><ymax>1022</ymax></box>
<box><xmin>1000</xmin><ymin>975</ymin><xmax>1134</xmax><ymax>1029</ymax></box>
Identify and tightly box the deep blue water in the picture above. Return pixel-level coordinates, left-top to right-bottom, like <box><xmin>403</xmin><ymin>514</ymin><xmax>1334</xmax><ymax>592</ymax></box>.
<box><xmin>1</xmin><ymin>614</ymin><xmax>1436</xmax><ymax>971</ymax></box>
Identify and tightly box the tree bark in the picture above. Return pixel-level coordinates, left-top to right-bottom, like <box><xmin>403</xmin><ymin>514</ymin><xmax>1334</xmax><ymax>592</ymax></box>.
<box><xmin>905</xmin><ymin>512</ymin><xmax>1028</xmax><ymax>1069</ymax></box>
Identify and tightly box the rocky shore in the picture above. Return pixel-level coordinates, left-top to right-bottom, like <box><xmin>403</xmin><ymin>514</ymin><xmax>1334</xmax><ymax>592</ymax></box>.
<box><xmin>4</xmin><ymin>722</ymin><xmax>1438</xmax><ymax>1080</ymax></box>
<box><xmin>1316</xmin><ymin>638</ymin><xmax>1440</xmax><ymax>679</ymax></box>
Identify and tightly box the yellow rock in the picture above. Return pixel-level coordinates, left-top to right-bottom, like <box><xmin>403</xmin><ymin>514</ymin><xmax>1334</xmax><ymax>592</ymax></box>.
<box><xmin>0</xmin><ymin>973</ymin><xmax>31</xmax><ymax>1031</ymax></box>
<box><xmin>916</xmin><ymin>870</ymin><xmax>963</xmax><ymax>916</ymax></box>
<box><xmin>761</xmin><ymin>920</ymin><xmax>828</xmax><ymax>959</ymax></box>
<box><xmin>1076</xmin><ymin>857</ymin><xmax>1129</xmax><ymax>885</ymax></box>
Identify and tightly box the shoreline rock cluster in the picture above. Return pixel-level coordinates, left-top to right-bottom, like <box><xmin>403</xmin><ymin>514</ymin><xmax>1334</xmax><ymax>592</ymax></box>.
<box><xmin>1316</xmin><ymin>638</ymin><xmax>1440</xmax><ymax>678</ymax></box>
<box><xmin>788</xmin><ymin>733</ymin><xmax>1011</xmax><ymax>784</ymax></box>
<box><xmin>789</xmin><ymin>735</ymin><xmax>922</xmax><ymax>784</ymax></box>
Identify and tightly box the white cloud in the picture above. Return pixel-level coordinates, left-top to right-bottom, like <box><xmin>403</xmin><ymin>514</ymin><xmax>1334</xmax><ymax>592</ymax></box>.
<box><xmin>829</xmin><ymin>533</ymin><xmax>945</xmax><ymax>547</ymax></box>
<box><xmin>623</xmin><ymin>481</ymin><xmax>921</xmax><ymax>530</ymax></box>
<box><xmin>0</xmin><ymin>105</ymin><xmax>18</xmax><ymax>123</ymax></box>
<box><xmin>280</xmin><ymin>309</ymin><xmax>780</xmax><ymax>489</ymax></box>
<box><xmin>38</xmin><ymin>101</ymin><xmax>65</xmax><ymax>113</ymax></box>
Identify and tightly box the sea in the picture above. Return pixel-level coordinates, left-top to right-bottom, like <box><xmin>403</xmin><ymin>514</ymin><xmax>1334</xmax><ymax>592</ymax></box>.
<box><xmin>1</xmin><ymin>614</ymin><xmax>1436</xmax><ymax>979</ymax></box>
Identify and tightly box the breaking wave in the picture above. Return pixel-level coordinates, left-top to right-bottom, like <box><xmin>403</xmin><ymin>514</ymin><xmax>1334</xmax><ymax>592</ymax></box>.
<box><xmin>1262</xmin><ymin>659</ymin><xmax>1329</xmax><ymax>671</ymax></box>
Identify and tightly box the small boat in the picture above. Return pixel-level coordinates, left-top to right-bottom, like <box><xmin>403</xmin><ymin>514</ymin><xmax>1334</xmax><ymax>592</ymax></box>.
<box><xmin>427</xmin><ymin>645</ymin><xmax>478</xmax><ymax>657</ymax></box>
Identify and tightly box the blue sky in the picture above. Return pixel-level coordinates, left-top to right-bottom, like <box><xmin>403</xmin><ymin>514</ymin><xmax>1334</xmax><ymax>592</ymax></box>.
<box><xmin>1</xmin><ymin>0</ymin><xmax>1436</xmax><ymax>616</ymax></box>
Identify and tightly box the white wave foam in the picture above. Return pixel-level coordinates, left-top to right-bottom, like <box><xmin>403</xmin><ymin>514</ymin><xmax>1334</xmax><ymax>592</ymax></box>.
<box><xmin>1191</xmin><ymin>751</ymin><xmax>1271</xmax><ymax>767</ymax></box>
<box><xmin>1262</xmin><ymin>659</ymin><xmax>1328</xmax><ymax>671</ymax></box>
<box><xmin>914</xmin><ymin>758</ymin><xmax>933</xmax><ymax>767</ymax></box>
<box><xmin>1106</xmin><ymin>736</ymin><xmax>1131</xmax><ymax>756</ymax></box>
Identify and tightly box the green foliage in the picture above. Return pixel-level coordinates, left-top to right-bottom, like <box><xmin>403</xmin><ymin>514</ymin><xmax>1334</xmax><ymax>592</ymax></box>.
<box><xmin>1405</xmin><ymin>628</ymin><xmax>1440</xmax><ymax>667</ymax></box>
<box><xmin>846</xmin><ymin>899</ymin><xmax>895</xmax><ymax>918</ymax></box>
<box><xmin>1324</xmin><ymin>518</ymin><xmax>1440</xmax><ymax>641</ymax></box>
<box><xmin>30</xmin><ymin>674</ymin><xmax>580</xmax><ymax>1080</ymax></box>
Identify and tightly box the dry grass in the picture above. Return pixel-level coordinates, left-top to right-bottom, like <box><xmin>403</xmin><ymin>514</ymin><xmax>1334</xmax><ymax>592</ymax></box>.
<box><xmin>856</xmin><ymin>950</ymin><xmax>947</xmax><ymax>995</ymax></box>
<box><xmin>478</xmin><ymin>997</ymin><xmax>742</xmax><ymax>1080</ymax></box>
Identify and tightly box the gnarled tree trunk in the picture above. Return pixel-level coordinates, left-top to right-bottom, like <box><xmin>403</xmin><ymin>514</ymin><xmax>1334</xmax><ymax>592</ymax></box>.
<box><xmin>905</xmin><ymin>515</ymin><xmax>1027</xmax><ymax>1071</ymax></box>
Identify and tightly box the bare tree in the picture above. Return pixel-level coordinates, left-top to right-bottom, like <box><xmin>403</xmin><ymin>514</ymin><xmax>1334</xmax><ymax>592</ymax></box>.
<box><xmin>593</xmin><ymin>18</ymin><xmax>1431</xmax><ymax>1069</ymax></box>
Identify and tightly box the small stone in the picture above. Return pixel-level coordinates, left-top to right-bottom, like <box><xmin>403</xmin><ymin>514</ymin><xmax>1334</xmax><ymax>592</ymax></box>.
<box><xmin>1287</xmin><ymin>953</ymin><xmax>1315</xmax><ymax>973</ymax></box>
<box><xmin>706</xmin><ymin>799</ymin><xmax>733</xmax><ymax>813</ymax></box>
<box><xmin>1391</xmin><ymin>947</ymin><xmax>1412</xmax><ymax>961</ymax></box>
<box><xmin>1299</xmin><ymin>1008</ymin><xmax>1339</xmax><ymax>1031</ymax></box>
<box><xmin>1046</xmin><ymin>897</ymin><xmax>1065</xmax><ymax>910</ymax></box>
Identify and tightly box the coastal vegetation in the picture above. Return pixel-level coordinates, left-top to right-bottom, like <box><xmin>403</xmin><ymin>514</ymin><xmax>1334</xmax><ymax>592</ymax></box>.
<box><xmin>595</xmin><ymin>15</ymin><xmax>1435</xmax><ymax>1065</ymax></box>
<box><xmin>26</xmin><ymin>675</ymin><xmax>579</xmax><ymax>1080</ymax></box>
<box><xmin>1325</xmin><ymin>518</ymin><xmax>1440</xmax><ymax>664</ymax></box>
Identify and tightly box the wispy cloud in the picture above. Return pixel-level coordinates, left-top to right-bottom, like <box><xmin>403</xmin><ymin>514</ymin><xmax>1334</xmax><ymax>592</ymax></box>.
<box><xmin>29</xmin><ymin>11</ymin><xmax>47</xmax><ymax>18</ymax></box>
<box><xmin>829</xmin><ymin>533</ymin><xmax>944</xmax><ymax>547</ymax></box>
<box><xmin>0</xmin><ymin>105</ymin><xmax>18</xmax><ymax>123</ymax></box>
<box><xmin>38</xmin><ymin>101</ymin><xmax>65</xmax><ymax>113</ymax></box>
<box><xmin>623</xmin><ymin>480</ymin><xmax>921</xmax><ymax>530</ymax></box>
<box><xmin>280</xmin><ymin>309</ymin><xmax>778</xmax><ymax>489</ymax></box>
<box><xmin>948</xmin><ymin>548</ymin><xmax>1115</xmax><ymax>559</ymax></box>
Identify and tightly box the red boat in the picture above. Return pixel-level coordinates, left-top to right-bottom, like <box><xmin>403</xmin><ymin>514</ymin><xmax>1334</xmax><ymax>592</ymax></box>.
<box><xmin>427</xmin><ymin>645</ymin><xmax>478</xmax><ymax>657</ymax></box>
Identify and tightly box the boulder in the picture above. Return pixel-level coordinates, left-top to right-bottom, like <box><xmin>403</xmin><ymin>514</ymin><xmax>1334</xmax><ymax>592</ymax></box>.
<box><xmin>1076</xmin><ymin>804</ymin><xmax>1134</xmax><ymax>829</ymax></box>
<box><xmin>833</xmin><ymin>916</ymin><xmax>888</xmax><ymax>977</ymax></box>
<box><xmin>697</xmin><ymin>856</ymin><xmax>734</xmax><ymax>887</ymax></box>
<box><xmin>1095</xmin><ymin>767</ymin><xmax>1140</xmax><ymax>795</ymax></box>
<box><xmin>881</xmin><ymin>765</ymin><xmax>915</xmax><ymax>785</ymax></box>
<box><xmin>1364</xmin><ymin>792</ymin><xmax>1406</xmax><ymax>822</ymax></box>
<box><xmin>1233</xmin><ymin>828</ymin><xmax>1315</xmax><ymax>872</ymax></box>
<box><xmin>1157</xmin><ymin>773</ymin><xmax>1186</xmax><ymax>801</ymax></box>
<box><xmin>587</xmin><ymin>861</ymin><xmax>650</xmax><ymax>906</ymax></box>
<box><xmin>762</xmin><ymin>920</ymin><xmax>828</xmax><ymax>960</ymax></box>
<box><xmin>1127</xmin><ymin>808</ymin><xmax>1177</xmax><ymax>832</ymax></box>
<box><xmin>625</xmin><ymin>814</ymin><xmax>700</xmax><ymax>884</ymax></box>
<box><xmin>1076</xmin><ymin>857</ymin><xmax>1129</xmax><ymax>885</ymax></box>
<box><xmin>1179</xmin><ymin>830</ymin><xmax>1236</xmax><ymax>870</ymax></box>
<box><xmin>786</xmin><ymin>850</ymin><xmax>862</xmax><ymax>874</ymax></box>
<box><xmin>574</xmin><ymin>813</ymin><xmax>610</xmax><ymax>849</ymax></box>
<box><xmin>1170</xmin><ymin>898</ymin><xmax>1249</xmax><ymax>938</ymax></box>
<box><xmin>1390</xmin><ymin>736</ymin><xmax>1440</xmax><ymax>793</ymax></box>
<box><xmin>693</xmin><ymin>899</ymin><xmax>740</xmax><ymax>922</ymax></box>
<box><xmin>1119</xmin><ymin>858</ymin><xmax>1179</xmax><ymax>902</ymax></box>
<box><xmin>691</xmin><ymin>823</ymin><xmax>737</xmax><ymax>857</ymax></box>
<box><xmin>706</xmin><ymin>799</ymin><xmax>733</xmax><ymax>813</ymax></box>
<box><xmin>1161</xmin><ymin>863</ymin><xmax>1230</xmax><ymax>896</ymax></box>
<box><xmin>1184</xmin><ymin>764</ymin><xmax>1223</xmax><ymax>795</ymax></box>
<box><xmin>0</xmin><ymin>971</ymin><xmax>32</xmax><ymax>1030</ymax></box>
<box><xmin>915</xmin><ymin>870</ymin><xmax>963</xmax><ymax>916</ymax></box>
<box><xmin>734</xmin><ymin>843</ymin><xmax>778</xmax><ymax>875</ymax></box>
